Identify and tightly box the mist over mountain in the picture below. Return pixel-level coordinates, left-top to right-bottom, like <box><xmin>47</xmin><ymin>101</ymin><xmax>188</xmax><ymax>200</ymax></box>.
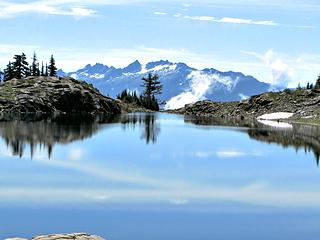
<box><xmin>58</xmin><ymin>60</ymin><xmax>271</xmax><ymax>109</ymax></box>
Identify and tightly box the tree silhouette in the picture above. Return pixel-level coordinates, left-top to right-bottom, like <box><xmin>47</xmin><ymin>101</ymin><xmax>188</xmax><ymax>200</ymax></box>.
<box><xmin>9</xmin><ymin>53</ymin><xmax>30</xmax><ymax>79</ymax></box>
<box><xmin>3</xmin><ymin>61</ymin><xmax>14</xmax><ymax>81</ymax></box>
<box><xmin>141</xmin><ymin>73</ymin><xmax>162</xmax><ymax>110</ymax></box>
<box><xmin>315</xmin><ymin>74</ymin><xmax>320</xmax><ymax>89</ymax></box>
<box><xmin>48</xmin><ymin>54</ymin><xmax>57</xmax><ymax>77</ymax></box>
<box><xmin>31</xmin><ymin>52</ymin><xmax>40</xmax><ymax>76</ymax></box>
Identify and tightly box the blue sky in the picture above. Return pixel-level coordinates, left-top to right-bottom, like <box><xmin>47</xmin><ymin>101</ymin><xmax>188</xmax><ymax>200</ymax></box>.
<box><xmin>0</xmin><ymin>0</ymin><xmax>319</xmax><ymax>87</ymax></box>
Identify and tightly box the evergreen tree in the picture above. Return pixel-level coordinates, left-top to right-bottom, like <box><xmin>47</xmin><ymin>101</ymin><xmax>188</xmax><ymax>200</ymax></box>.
<box><xmin>306</xmin><ymin>82</ymin><xmax>310</xmax><ymax>89</ymax></box>
<box><xmin>3</xmin><ymin>61</ymin><xmax>14</xmax><ymax>81</ymax></box>
<box><xmin>315</xmin><ymin>75</ymin><xmax>320</xmax><ymax>89</ymax></box>
<box><xmin>48</xmin><ymin>54</ymin><xmax>57</xmax><ymax>77</ymax></box>
<box><xmin>45</xmin><ymin>62</ymin><xmax>48</xmax><ymax>77</ymax></box>
<box><xmin>40</xmin><ymin>61</ymin><xmax>44</xmax><ymax>76</ymax></box>
<box><xmin>141</xmin><ymin>73</ymin><xmax>162</xmax><ymax>110</ymax></box>
<box><xmin>31</xmin><ymin>52</ymin><xmax>40</xmax><ymax>76</ymax></box>
<box><xmin>297</xmin><ymin>83</ymin><xmax>302</xmax><ymax>90</ymax></box>
<box><xmin>0</xmin><ymin>69</ymin><xmax>4</xmax><ymax>82</ymax></box>
<box><xmin>11</xmin><ymin>53</ymin><xmax>30</xmax><ymax>79</ymax></box>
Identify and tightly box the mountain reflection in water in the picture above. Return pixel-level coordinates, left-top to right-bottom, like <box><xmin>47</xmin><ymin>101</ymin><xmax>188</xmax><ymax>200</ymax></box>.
<box><xmin>185</xmin><ymin>116</ymin><xmax>320</xmax><ymax>166</ymax></box>
<box><xmin>1</xmin><ymin>113</ymin><xmax>319</xmax><ymax>166</ymax></box>
<box><xmin>0</xmin><ymin>113</ymin><xmax>160</xmax><ymax>158</ymax></box>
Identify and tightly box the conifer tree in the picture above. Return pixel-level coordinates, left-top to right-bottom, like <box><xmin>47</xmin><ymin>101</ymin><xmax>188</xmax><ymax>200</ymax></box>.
<box><xmin>3</xmin><ymin>61</ymin><xmax>14</xmax><ymax>81</ymax></box>
<box><xmin>316</xmin><ymin>75</ymin><xmax>320</xmax><ymax>89</ymax></box>
<box><xmin>12</xmin><ymin>53</ymin><xmax>30</xmax><ymax>79</ymax></box>
<box><xmin>48</xmin><ymin>54</ymin><xmax>57</xmax><ymax>77</ymax></box>
<box><xmin>141</xmin><ymin>73</ymin><xmax>162</xmax><ymax>110</ymax></box>
<box><xmin>40</xmin><ymin>61</ymin><xmax>45</xmax><ymax>76</ymax></box>
<box><xmin>45</xmin><ymin>62</ymin><xmax>48</xmax><ymax>77</ymax></box>
<box><xmin>31</xmin><ymin>52</ymin><xmax>40</xmax><ymax>76</ymax></box>
<box><xmin>0</xmin><ymin>69</ymin><xmax>4</xmax><ymax>81</ymax></box>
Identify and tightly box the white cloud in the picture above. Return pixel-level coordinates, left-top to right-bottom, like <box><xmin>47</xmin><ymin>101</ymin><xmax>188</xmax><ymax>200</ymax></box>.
<box><xmin>185</xmin><ymin>15</ymin><xmax>215</xmax><ymax>21</ymax></box>
<box><xmin>297</xmin><ymin>25</ymin><xmax>317</xmax><ymax>29</ymax></box>
<box><xmin>217</xmin><ymin>17</ymin><xmax>278</xmax><ymax>26</ymax></box>
<box><xmin>193</xmin><ymin>151</ymin><xmax>211</xmax><ymax>158</ymax></box>
<box><xmin>241</xmin><ymin>49</ymin><xmax>297</xmax><ymax>89</ymax></box>
<box><xmin>239</xmin><ymin>93</ymin><xmax>249</xmax><ymax>100</ymax></box>
<box><xmin>192</xmin><ymin>150</ymin><xmax>262</xmax><ymax>158</ymax></box>
<box><xmin>0</xmin><ymin>1</ymin><xmax>97</xmax><ymax>18</ymax></box>
<box><xmin>216</xmin><ymin>150</ymin><xmax>261</xmax><ymax>158</ymax></box>
<box><xmin>154</xmin><ymin>11</ymin><xmax>167</xmax><ymax>15</ymax></box>
<box><xmin>68</xmin><ymin>148</ymin><xmax>85</xmax><ymax>161</ymax></box>
<box><xmin>178</xmin><ymin>14</ymin><xmax>279</xmax><ymax>26</ymax></box>
<box><xmin>165</xmin><ymin>71</ymin><xmax>235</xmax><ymax>110</ymax></box>
<box><xmin>264</xmin><ymin>49</ymin><xmax>294</xmax><ymax>89</ymax></box>
<box><xmin>173</xmin><ymin>13</ymin><xmax>183</xmax><ymax>18</ymax></box>
<box><xmin>170</xmin><ymin>199</ymin><xmax>189</xmax><ymax>205</ymax></box>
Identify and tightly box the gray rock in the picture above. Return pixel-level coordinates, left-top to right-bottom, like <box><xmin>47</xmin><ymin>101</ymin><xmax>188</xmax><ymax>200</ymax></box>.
<box><xmin>6</xmin><ymin>233</ymin><xmax>105</xmax><ymax>240</ymax></box>
<box><xmin>170</xmin><ymin>89</ymin><xmax>320</xmax><ymax>120</ymax></box>
<box><xmin>0</xmin><ymin>77</ymin><xmax>122</xmax><ymax>114</ymax></box>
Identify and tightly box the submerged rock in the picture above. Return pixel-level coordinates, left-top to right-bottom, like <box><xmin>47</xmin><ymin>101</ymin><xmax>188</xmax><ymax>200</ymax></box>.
<box><xmin>6</xmin><ymin>233</ymin><xmax>105</xmax><ymax>240</ymax></box>
<box><xmin>0</xmin><ymin>76</ymin><xmax>121</xmax><ymax>114</ymax></box>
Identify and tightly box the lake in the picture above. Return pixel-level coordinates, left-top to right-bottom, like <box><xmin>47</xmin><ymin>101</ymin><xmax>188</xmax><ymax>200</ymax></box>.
<box><xmin>0</xmin><ymin>113</ymin><xmax>320</xmax><ymax>240</ymax></box>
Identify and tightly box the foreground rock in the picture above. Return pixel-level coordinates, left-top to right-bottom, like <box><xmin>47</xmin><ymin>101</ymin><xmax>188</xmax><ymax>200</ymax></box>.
<box><xmin>6</xmin><ymin>233</ymin><xmax>105</xmax><ymax>240</ymax></box>
<box><xmin>172</xmin><ymin>89</ymin><xmax>320</xmax><ymax>121</ymax></box>
<box><xmin>0</xmin><ymin>76</ymin><xmax>121</xmax><ymax>114</ymax></box>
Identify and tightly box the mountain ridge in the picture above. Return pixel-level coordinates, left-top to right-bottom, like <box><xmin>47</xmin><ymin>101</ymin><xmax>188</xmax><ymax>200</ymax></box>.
<box><xmin>58</xmin><ymin>60</ymin><xmax>271</xmax><ymax>109</ymax></box>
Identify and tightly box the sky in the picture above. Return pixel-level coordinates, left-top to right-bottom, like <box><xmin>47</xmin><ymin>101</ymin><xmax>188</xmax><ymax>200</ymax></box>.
<box><xmin>0</xmin><ymin>0</ymin><xmax>319</xmax><ymax>87</ymax></box>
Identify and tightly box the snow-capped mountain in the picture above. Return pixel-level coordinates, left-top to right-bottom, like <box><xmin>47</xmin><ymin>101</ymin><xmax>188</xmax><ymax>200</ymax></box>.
<box><xmin>58</xmin><ymin>60</ymin><xmax>271</xmax><ymax>109</ymax></box>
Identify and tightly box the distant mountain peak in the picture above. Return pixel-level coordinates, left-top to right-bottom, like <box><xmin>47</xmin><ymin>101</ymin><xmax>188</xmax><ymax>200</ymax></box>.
<box><xmin>59</xmin><ymin>59</ymin><xmax>272</xmax><ymax>109</ymax></box>
<box><xmin>122</xmin><ymin>60</ymin><xmax>142</xmax><ymax>73</ymax></box>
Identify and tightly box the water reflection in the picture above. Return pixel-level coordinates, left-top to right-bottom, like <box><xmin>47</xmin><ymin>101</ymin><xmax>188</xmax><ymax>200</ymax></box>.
<box><xmin>119</xmin><ymin>114</ymin><xmax>160</xmax><ymax>144</ymax></box>
<box><xmin>185</xmin><ymin>115</ymin><xmax>320</xmax><ymax>166</ymax></box>
<box><xmin>0</xmin><ymin>113</ymin><xmax>160</xmax><ymax>158</ymax></box>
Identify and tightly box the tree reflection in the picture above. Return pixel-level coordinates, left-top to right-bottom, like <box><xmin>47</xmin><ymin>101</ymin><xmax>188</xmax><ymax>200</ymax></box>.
<box><xmin>0</xmin><ymin>113</ymin><xmax>160</xmax><ymax>159</ymax></box>
<box><xmin>118</xmin><ymin>113</ymin><xmax>160</xmax><ymax>144</ymax></box>
<box><xmin>185</xmin><ymin>115</ymin><xmax>320</xmax><ymax>167</ymax></box>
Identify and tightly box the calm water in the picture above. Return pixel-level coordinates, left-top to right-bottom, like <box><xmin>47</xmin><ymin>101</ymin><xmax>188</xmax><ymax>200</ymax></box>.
<box><xmin>0</xmin><ymin>113</ymin><xmax>320</xmax><ymax>240</ymax></box>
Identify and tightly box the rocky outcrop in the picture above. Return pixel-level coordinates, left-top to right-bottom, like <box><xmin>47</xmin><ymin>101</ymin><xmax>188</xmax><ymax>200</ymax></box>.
<box><xmin>6</xmin><ymin>233</ymin><xmax>105</xmax><ymax>240</ymax></box>
<box><xmin>172</xmin><ymin>89</ymin><xmax>320</xmax><ymax>120</ymax></box>
<box><xmin>0</xmin><ymin>76</ymin><xmax>121</xmax><ymax>114</ymax></box>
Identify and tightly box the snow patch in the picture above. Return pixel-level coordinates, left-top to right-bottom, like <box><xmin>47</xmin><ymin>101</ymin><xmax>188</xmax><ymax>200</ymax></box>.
<box><xmin>257</xmin><ymin>112</ymin><xmax>294</xmax><ymax>120</ymax></box>
<box><xmin>138</xmin><ymin>64</ymin><xmax>177</xmax><ymax>75</ymax></box>
<box><xmin>90</xmin><ymin>73</ymin><xmax>105</xmax><ymax>79</ymax></box>
<box><xmin>70</xmin><ymin>73</ymin><xmax>78</xmax><ymax>79</ymax></box>
<box><xmin>258</xmin><ymin>120</ymin><xmax>293</xmax><ymax>129</ymax></box>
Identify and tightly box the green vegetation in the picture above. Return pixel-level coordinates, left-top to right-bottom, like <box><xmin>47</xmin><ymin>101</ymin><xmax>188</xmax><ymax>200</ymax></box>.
<box><xmin>2</xmin><ymin>53</ymin><xmax>57</xmax><ymax>81</ymax></box>
<box><xmin>117</xmin><ymin>73</ymin><xmax>163</xmax><ymax>111</ymax></box>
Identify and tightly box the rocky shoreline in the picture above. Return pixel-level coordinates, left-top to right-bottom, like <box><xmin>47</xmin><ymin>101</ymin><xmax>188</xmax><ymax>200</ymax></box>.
<box><xmin>0</xmin><ymin>76</ymin><xmax>122</xmax><ymax>114</ymax></box>
<box><xmin>6</xmin><ymin>233</ymin><xmax>105</xmax><ymax>240</ymax></box>
<box><xmin>169</xmin><ymin>89</ymin><xmax>320</xmax><ymax>122</ymax></box>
